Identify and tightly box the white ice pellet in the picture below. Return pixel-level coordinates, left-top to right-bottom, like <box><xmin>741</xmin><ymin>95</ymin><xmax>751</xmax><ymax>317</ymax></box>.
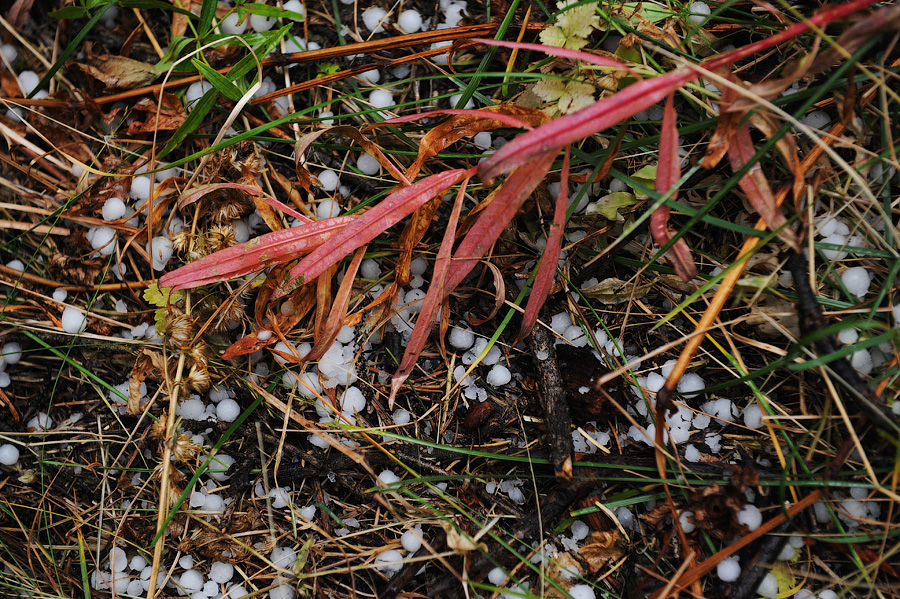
<box><xmin>179</xmin><ymin>555</ymin><xmax>194</xmax><ymax>570</ymax></box>
<box><xmin>737</xmin><ymin>504</ymin><xmax>762</xmax><ymax>531</ymax></box>
<box><xmin>841</xmin><ymin>266</ymin><xmax>871</xmax><ymax>299</ymax></box>
<box><xmin>449</xmin><ymin>93</ymin><xmax>474</xmax><ymax>109</ymax></box>
<box><xmin>677</xmin><ymin>373</ymin><xmax>704</xmax><ymax>397</ymax></box>
<box><xmin>357</xmin><ymin>153</ymin><xmax>381</xmax><ymax>175</ymax></box>
<box><xmin>88</xmin><ymin>226</ymin><xmax>117</xmax><ymax>255</ymax></box>
<box><xmin>838</xmin><ymin>327</ymin><xmax>859</xmax><ymax>345</ymax></box>
<box><xmin>270</xmin><ymin>487</ymin><xmax>291</xmax><ymax>509</ymax></box>
<box><xmin>316</xmin><ymin>199</ymin><xmax>340</xmax><ymax>220</ymax></box>
<box><xmin>270</xmin><ymin>582</ymin><xmax>297</xmax><ymax>599</ymax></box>
<box><xmin>570</xmin><ymin>520</ymin><xmax>590</xmax><ymax>541</ymax></box>
<box><xmin>820</xmin><ymin>233</ymin><xmax>848</xmax><ymax>260</ymax></box>
<box><xmin>177</xmin><ymin>397</ymin><xmax>206</xmax><ymax>420</ymax></box>
<box><xmin>369</xmin><ymin>89</ymin><xmax>394</xmax><ymax>109</ymax></box>
<box><xmin>851</xmin><ymin>349</ymin><xmax>873</xmax><ymax>375</ymax></box>
<box><xmin>397</xmin><ymin>9</ymin><xmax>423</xmax><ymax>32</ymax></box>
<box><xmin>679</xmin><ymin>510</ymin><xmax>695</xmax><ymax>533</ymax></box>
<box><xmin>340</xmin><ymin>387</ymin><xmax>367</xmax><ymax>414</ymax></box>
<box><xmin>393</xmin><ymin>408</ymin><xmax>411</xmax><ymax>425</ymax></box>
<box><xmin>362</xmin><ymin>6</ymin><xmax>388</xmax><ymax>32</ymax></box>
<box><xmin>216</xmin><ymin>398</ymin><xmax>240</xmax><ymax>422</ymax></box>
<box><xmin>272</xmin><ymin>545</ymin><xmax>297</xmax><ymax>570</ymax></box>
<box><xmin>688</xmin><ymin>2</ymin><xmax>711</xmax><ymax>24</ymax></box>
<box><xmin>702</xmin><ymin>399</ymin><xmax>736</xmax><ymax>423</ymax></box>
<box><xmin>318</xmin><ymin>170</ymin><xmax>339</xmax><ymax>192</ymax></box>
<box><xmin>129</xmin><ymin>175</ymin><xmax>152</xmax><ymax>201</ymax></box>
<box><xmin>430</xmin><ymin>41</ymin><xmax>453</xmax><ymax>63</ymax></box>
<box><xmin>568</xmin><ymin>584</ymin><xmax>596</xmax><ymax>599</ymax></box>
<box><xmin>208</xmin><ymin>454</ymin><xmax>235</xmax><ymax>481</ymax></box>
<box><xmin>777</xmin><ymin>543</ymin><xmax>797</xmax><ymax>561</ymax></box>
<box><xmin>18</xmin><ymin>70</ymin><xmax>40</xmax><ymax>95</ymax></box>
<box><xmin>219</xmin><ymin>12</ymin><xmax>248</xmax><ymax>34</ymax></box>
<box><xmin>716</xmin><ymin>557</ymin><xmax>741</xmax><ymax>582</ymax></box>
<box><xmin>110</xmin><ymin>547</ymin><xmax>128</xmax><ymax>572</ymax></box>
<box><xmin>102</xmin><ymin>197</ymin><xmax>127</xmax><ymax>221</ymax></box>
<box><xmin>282</xmin><ymin>0</ymin><xmax>305</xmax><ymax>20</ymax></box>
<box><xmin>129</xmin><ymin>555</ymin><xmax>147</xmax><ymax>572</ymax></box>
<box><xmin>52</xmin><ymin>288</ymin><xmax>67</xmax><ymax>302</ymax></box>
<box><xmin>378</xmin><ymin>469</ymin><xmax>401</xmax><ymax>486</ymax></box>
<box><xmin>742</xmin><ymin>404</ymin><xmax>763</xmax><ymax>429</ymax></box>
<box><xmin>179</xmin><ymin>569</ymin><xmax>204</xmax><ymax>592</ymax></box>
<box><xmin>1</xmin><ymin>342</ymin><xmax>21</xmax><ymax>365</ymax></box>
<box><xmin>250</xmin><ymin>12</ymin><xmax>277</xmax><ymax>31</ymax></box>
<box><xmin>819</xmin><ymin>591</ymin><xmax>838</xmax><ymax>599</ymax></box>
<box><xmin>224</xmin><ymin>585</ymin><xmax>249</xmax><ymax>598</ymax></box>
<box><xmin>486</xmin><ymin>364</ymin><xmax>511</xmax><ymax>386</ymax></box>
<box><xmin>61</xmin><ymin>305</ymin><xmax>87</xmax><ymax>334</ymax></box>
<box><xmin>358</xmin><ymin>68</ymin><xmax>381</xmax><ymax>85</ymax></box>
<box><xmin>800</xmin><ymin>110</ymin><xmax>831</xmax><ymax>129</ymax></box>
<box><xmin>360</xmin><ymin>259</ymin><xmax>381</xmax><ymax>280</ymax></box>
<box><xmin>449</xmin><ymin>327</ymin><xmax>475</xmax><ymax>350</ymax></box>
<box><xmin>470</xmin><ymin>132</ymin><xmax>492</xmax><ymax>150</ymax></box>
<box><xmin>757</xmin><ymin>573</ymin><xmax>778</xmax><ymax>598</ymax></box>
<box><xmin>375</xmin><ymin>549</ymin><xmax>404</xmax><ymax>575</ymax></box>
<box><xmin>1</xmin><ymin>43</ymin><xmax>17</xmax><ymax>63</ymax></box>
<box><xmin>401</xmin><ymin>527</ymin><xmax>423</xmax><ymax>553</ymax></box>
<box><xmin>148</xmin><ymin>236</ymin><xmax>173</xmax><ymax>270</ymax></box>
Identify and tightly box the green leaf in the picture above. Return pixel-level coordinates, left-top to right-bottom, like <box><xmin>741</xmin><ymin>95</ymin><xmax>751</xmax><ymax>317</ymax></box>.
<box><xmin>154</xmin><ymin>36</ymin><xmax>196</xmax><ymax>72</ymax></box>
<box><xmin>622</xmin><ymin>1</ymin><xmax>675</xmax><ymax>24</ymax></box>
<box><xmin>143</xmin><ymin>283</ymin><xmax>183</xmax><ymax>308</ymax></box>
<box><xmin>117</xmin><ymin>0</ymin><xmax>194</xmax><ymax>17</ymax></box>
<box><xmin>192</xmin><ymin>58</ymin><xmax>245</xmax><ymax>102</ymax></box>
<box><xmin>198</xmin><ymin>0</ymin><xmax>218</xmax><ymax>37</ymax></box>
<box><xmin>48</xmin><ymin>6</ymin><xmax>89</xmax><ymax>19</ymax></box>
<box><xmin>226</xmin><ymin>25</ymin><xmax>291</xmax><ymax>82</ymax></box>
<box><xmin>158</xmin><ymin>88</ymin><xmax>218</xmax><ymax>160</ymax></box>
<box><xmin>585</xmin><ymin>191</ymin><xmax>638</xmax><ymax>220</ymax></box>
<box><xmin>239</xmin><ymin>2</ymin><xmax>305</xmax><ymax>20</ymax></box>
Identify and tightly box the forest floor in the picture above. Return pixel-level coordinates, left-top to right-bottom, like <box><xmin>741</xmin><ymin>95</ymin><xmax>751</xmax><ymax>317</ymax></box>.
<box><xmin>0</xmin><ymin>1</ymin><xmax>899</xmax><ymax>598</ymax></box>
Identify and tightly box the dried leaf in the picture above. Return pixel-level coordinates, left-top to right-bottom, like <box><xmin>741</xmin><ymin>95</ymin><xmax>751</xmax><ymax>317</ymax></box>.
<box><xmin>70</xmin><ymin>53</ymin><xmax>160</xmax><ymax>91</ymax></box>
<box><xmin>727</xmin><ymin>123</ymin><xmax>799</xmax><ymax>250</ymax></box>
<box><xmin>580</xmin><ymin>275</ymin><xmax>658</xmax><ymax>305</ymax></box>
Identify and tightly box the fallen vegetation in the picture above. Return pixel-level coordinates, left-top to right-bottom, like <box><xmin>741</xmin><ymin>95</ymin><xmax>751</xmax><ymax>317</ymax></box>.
<box><xmin>0</xmin><ymin>1</ymin><xmax>899</xmax><ymax>598</ymax></box>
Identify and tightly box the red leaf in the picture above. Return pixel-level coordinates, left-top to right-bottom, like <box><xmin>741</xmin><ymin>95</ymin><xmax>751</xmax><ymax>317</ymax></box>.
<box><xmin>280</xmin><ymin>168</ymin><xmax>474</xmax><ymax>297</ymax></box>
<box><xmin>651</xmin><ymin>94</ymin><xmax>697</xmax><ymax>282</ymax></box>
<box><xmin>390</xmin><ymin>178</ymin><xmax>470</xmax><ymax>406</ymax></box>
<box><xmin>727</xmin><ymin>124</ymin><xmax>798</xmax><ymax>250</ymax></box>
<box><xmin>158</xmin><ymin>216</ymin><xmax>356</xmax><ymax>290</ymax></box>
<box><xmin>515</xmin><ymin>146</ymin><xmax>571</xmax><ymax>344</ymax></box>
<box><xmin>478</xmin><ymin>0</ymin><xmax>878</xmax><ymax>184</ymax></box>
<box><xmin>444</xmin><ymin>151</ymin><xmax>558</xmax><ymax>295</ymax></box>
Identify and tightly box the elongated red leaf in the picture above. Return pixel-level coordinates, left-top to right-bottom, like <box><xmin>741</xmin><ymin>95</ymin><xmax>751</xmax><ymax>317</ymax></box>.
<box><xmin>444</xmin><ymin>151</ymin><xmax>558</xmax><ymax>296</ymax></box>
<box><xmin>651</xmin><ymin>94</ymin><xmax>697</xmax><ymax>282</ymax></box>
<box><xmin>515</xmin><ymin>146</ymin><xmax>571</xmax><ymax>345</ymax></box>
<box><xmin>280</xmin><ymin>168</ymin><xmax>474</xmax><ymax>297</ymax></box>
<box><xmin>727</xmin><ymin>123</ymin><xmax>799</xmax><ymax>250</ymax></box>
<box><xmin>390</xmin><ymin>178</ymin><xmax>470</xmax><ymax>406</ymax></box>
<box><xmin>478</xmin><ymin>0</ymin><xmax>878</xmax><ymax>183</ymax></box>
<box><xmin>158</xmin><ymin>216</ymin><xmax>356</xmax><ymax>290</ymax></box>
<box><xmin>473</xmin><ymin>38</ymin><xmax>642</xmax><ymax>79</ymax></box>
